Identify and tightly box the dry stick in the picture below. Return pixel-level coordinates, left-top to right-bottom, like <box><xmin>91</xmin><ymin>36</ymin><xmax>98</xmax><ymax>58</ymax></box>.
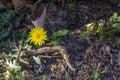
<box><xmin>33</xmin><ymin>0</ymin><xmax>42</xmax><ymax>6</ymax></box>
<box><xmin>25</xmin><ymin>46</ymin><xmax>76</xmax><ymax>72</ymax></box>
<box><xmin>16</xmin><ymin>40</ymin><xmax>23</xmax><ymax>62</ymax></box>
<box><xmin>8</xmin><ymin>21</ymin><xmax>18</xmax><ymax>50</ymax></box>
<box><xmin>38</xmin><ymin>55</ymin><xmax>60</xmax><ymax>58</ymax></box>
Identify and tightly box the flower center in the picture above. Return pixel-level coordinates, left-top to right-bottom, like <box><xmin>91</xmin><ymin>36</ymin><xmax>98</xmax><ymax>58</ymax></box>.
<box><xmin>36</xmin><ymin>33</ymin><xmax>41</xmax><ymax>38</ymax></box>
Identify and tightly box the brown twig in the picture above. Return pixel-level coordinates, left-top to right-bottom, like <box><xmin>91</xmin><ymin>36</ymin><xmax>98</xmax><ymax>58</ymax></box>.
<box><xmin>16</xmin><ymin>40</ymin><xmax>23</xmax><ymax>62</ymax></box>
<box><xmin>25</xmin><ymin>46</ymin><xmax>76</xmax><ymax>72</ymax></box>
<box><xmin>33</xmin><ymin>0</ymin><xmax>42</xmax><ymax>6</ymax></box>
<box><xmin>38</xmin><ymin>55</ymin><xmax>61</xmax><ymax>58</ymax></box>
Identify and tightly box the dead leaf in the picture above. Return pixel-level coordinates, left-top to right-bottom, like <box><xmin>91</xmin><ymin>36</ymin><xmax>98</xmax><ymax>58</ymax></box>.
<box><xmin>31</xmin><ymin>7</ymin><xmax>46</xmax><ymax>27</ymax></box>
<box><xmin>25</xmin><ymin>24</ymin><xmax>34</xmax><ymax>30</ymax></box>
<box><xmin>50</xmin><ymin>64</ymin><xmax>56</xmax><ymax>72</ymax></box>
<box><xmin>12</xmin><ymin>0</ymin><xmax>25</xmax><ymax>11</ymax></box>
<box><xmin>0</xmin><ymin>0</ymin><xmax>12</xmax><ymax>9</ymax></box>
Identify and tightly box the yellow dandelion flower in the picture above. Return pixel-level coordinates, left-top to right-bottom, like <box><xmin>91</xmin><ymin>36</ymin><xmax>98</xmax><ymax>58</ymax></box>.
<box><xmin>29</xmin><ymin>27</ymin><xmax>47</xmax><ymax>46</ymax></box>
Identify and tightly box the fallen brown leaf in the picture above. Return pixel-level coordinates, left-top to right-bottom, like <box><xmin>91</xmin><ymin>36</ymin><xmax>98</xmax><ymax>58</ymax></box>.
<box><xmin>12</xmin><ymin>0</ymin><xmax>21</xmax><ymax>11</ymax></box>
<box><xmin>31</xmin><ymin>7</ymin><xmax>46</xmax><ymax>27</ymax></box>
<box><xmin>12</xmin><ymin>0</ymin><xmax>26</xmax><ymax>11</ymax></box>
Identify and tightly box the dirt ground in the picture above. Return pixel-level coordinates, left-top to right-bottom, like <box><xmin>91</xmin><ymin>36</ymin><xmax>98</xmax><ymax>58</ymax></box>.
<box><xmin>23</xmin><ymin>0</ymin><xmax>120</xmax><ymax>80</ymax></box>
<box><xmin>0</xmin><ymin>0</ymin><xmax>120</xmax><ymax>80</ymax></box>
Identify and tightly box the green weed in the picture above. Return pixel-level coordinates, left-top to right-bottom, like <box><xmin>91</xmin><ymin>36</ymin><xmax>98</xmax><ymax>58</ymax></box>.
<box><xmin>4</xmin><ymin>59</ymin><xmax>25</xmax><ymax>80</ymax></box>
<box><xmin>49</xmin><ymin>29</ymin><xmax>69</xmax><ymax>46</ymax></box>
<box><xmin>68</xmin><ymin>3</ymin><xmax>75</xmax><ymax>11</ymax></box>
<box><xmin>82</xmin><ymin>12</ymin><xmax>120</xmax><ymax>40</ymax></box>
<box><xmin>92</xmin><ymin>70</ymin><xmax>99</xmax><ymax>80</ymax></box>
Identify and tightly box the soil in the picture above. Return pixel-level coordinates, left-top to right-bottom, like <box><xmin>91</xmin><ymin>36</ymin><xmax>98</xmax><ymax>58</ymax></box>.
<box><xmin>24</xmin><ymin>0</ymin><xmax>120</xmax><ymax>80</ymax></box>
<box><xmin>1</xmin><ymin>0</ymin><xmax>120</xmax><ymax>80</ymax></box>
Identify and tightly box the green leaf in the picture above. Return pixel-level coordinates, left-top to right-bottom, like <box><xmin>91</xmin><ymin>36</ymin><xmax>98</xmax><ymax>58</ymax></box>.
<box><xmin>13</xmin><ymin>13</ymin><xmax>25</xmax><ymax>22</ymax></box>
<box><xmin>97</xmin><ymin>22</ymin><xmax>105</xmax><ymax>40</ymax></box>
<box><xmin>106</xmin><ymin>27</ymin><xmax>118</xmax><ymax>37</ymax></box>
<box><xmin>112</xmin><ymin>23</ymin><xmax>120</xmax><ymax>28</ymax></box>
<box><xmin>23</xmin><ymin>43</ymin><xmax>32</xmax><ymax>50</ymax></box>
<box><xmin>41</xmin><ymin>75</ymin><xmax>46</xmax><ymax>80</ymax></box>
<box><xmin>110</xmin><ymin>12</ymin><xmax>120</xmax><ymax>23</ymax></box>
<box><xmin>3</xmin><ymin>9</ymin><xmax>15</xmax><ymax>20</ymax></box>
<box><xmin>92</xmin><ymin>70</ymin><xmax>99</xmax><ymax>80</ymax></box>
<box><xmin>52</xmin><ymin>39</ymin><xmax>61</xmax><ymax>46</ymax></box>
<box><xmin>52</xmin><ymin>29</ymin><xmax>69</xmax><ymax>39</ymax></box>
<box><xmin>113</xmin><ymin>13</ymin><xmax>118</xmax><ymax>18</ymax></box>
<box><xmin>13</xmin><ymin>71</ymin><xmax>25</xmax><ymax>80</ymax></box>
<box><xmin>0</xmin><ymin>16</ymin><xmax>7</xmax><ymax>25</ymax></box>
<box><xmin>21</xmin><ymin>71</ymin><xmax>25</xmax><ymax>77</ymax></box>
<box><xmin>13</xmin><ymin>8</ymin><xmax>27</xmax><ymax>22</ymax></box>
<box><xmin>0</xmin><ymin>10</ymin><xmax>15</xmax><ymax>26</ymax></box>
<box><xmin>82</xmin><ymin>29</ymin><xmax>91</xmax><ymax>37</ymax></box>
<box><xmin>33</xmin><ymin>56</ymin><xmax>41</xmax><ymax>65</ymax></box>
<box><xmin>0</xmin><ymin>28</ymin><xmax>10</xmax><ymax>39</ymax></box>
<box><xmin>68</xmin><ymin>3</ymin><xmax>75</xmax><ymax>11</ymax></box>
<box><xmin>32</xmin><ymin>77</ymin><xmax>36</xmax><ymax>80</ymax></box>
<box><xmin>0</xmin><ymin>9</ymin><xmax>26</xmax><ymax>26</ymax></box>
<box><xmin>67</xmin><ymin>74</ymin><xmax>72</xmax><ymax>80</ymax></box>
